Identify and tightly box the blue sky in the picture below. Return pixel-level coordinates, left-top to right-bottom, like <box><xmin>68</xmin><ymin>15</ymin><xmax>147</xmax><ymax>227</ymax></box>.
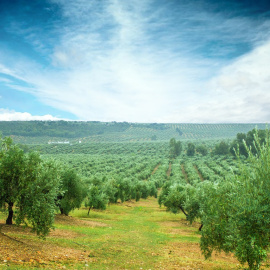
<box><xmin>0</xmin><ymin>0</ymin><xmax>270</xmax><ymax>122</ymax></box>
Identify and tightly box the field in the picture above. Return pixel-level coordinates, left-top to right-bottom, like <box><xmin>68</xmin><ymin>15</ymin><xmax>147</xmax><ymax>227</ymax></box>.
<box><xmin>0</xmin><ymin>122</ymin><xmax>269</xmax><ymax>269</ymax></box>
<box><xmin>0</xmin><ymin>121</ymin><xmax>266</xmax><ymax>143</ymax></box>
<box><xmin>0</xmin><ymin>142</ymin><xmax>251</xmax><ymax>269</ymax></box>
<box><xmin>1</xmin><ymin>197</ymin><xmax>241</xmax><ymax>270</ymax></box>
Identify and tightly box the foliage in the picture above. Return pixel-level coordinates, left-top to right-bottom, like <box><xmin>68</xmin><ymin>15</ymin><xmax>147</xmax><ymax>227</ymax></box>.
<box><xmin>0</xmin><ymin>137</ymin><xmax>61</xmax><ymax>238</ymax></box>
<box><xmin>169</xmin><ymin>138</ymin><xmax>182</xmax><ymax>158</ymax></box>
<box><xmin>213</xmin><ymin>141</ymin><xmax>230</xmax><ymax>155</ymax></box>
<box><xmin>230</xmin><ymin>132</ymin><xmax>248</xmax><ymax>157</ymax></box>
<box><xmin>196</xmin><ymin>144</ymin><xmax>208</xmax><ymax>156</ymax></box>
<box><xmin>230</xmin><ymin>129</ymin><xmax>267</xmax><ymax>157</ymax></box>
<box><xmin>158</xmin><ymin>177</ymin><xmax>201</xmax><ymax>223</ymax></box>
<box><xmin>85</xmin><ymin>184</ymin><xmax>108</xmax><ymax>214</ymax></box>
<box><xmin>200</xmin><ymin>130</ymin><xmax>270</xmax><ymax>269</ymax></box>
<box><xmin>186</xmin><ymin>143</ymin><xmax>195</xmax><ymax>156</ymax></box>
<box><xmin>57</xmin><ymin>168</ymin><xmax>86</xmax><ymax>215</ymax></box>
<box><xmin>162</xmin><ymin>183</ymin><xmax>188</xmax><ymax>216</ymax></box>
<box><xmin>102</xmin><ymin>178</ymin><xmax>119</xmax><ymax>203</ymax></box>
<box><xmin>115</xmin><ymin>177</ymin><xmax>133</xmax><ymax>203</ymax></box>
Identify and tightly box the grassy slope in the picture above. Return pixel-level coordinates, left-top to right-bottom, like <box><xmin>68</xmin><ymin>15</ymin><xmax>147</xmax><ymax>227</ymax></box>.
<box><xmin>0</xmin><ymin>197</ymin><xmax>242</xmax><ymax>270</ymax></box>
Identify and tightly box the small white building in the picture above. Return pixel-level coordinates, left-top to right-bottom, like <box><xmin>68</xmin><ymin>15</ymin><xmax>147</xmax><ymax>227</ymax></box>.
<box><xmin>48</xmin><ymin>141</ymin><xmax>70</xmax><ymax>144</ymax></box>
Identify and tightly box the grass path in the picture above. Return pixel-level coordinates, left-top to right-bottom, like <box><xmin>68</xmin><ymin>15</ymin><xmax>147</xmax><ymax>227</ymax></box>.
<box><xmin>0</xmin><ymin>197</ymin><xmax>241</xmax><ymax>269</ymax></box>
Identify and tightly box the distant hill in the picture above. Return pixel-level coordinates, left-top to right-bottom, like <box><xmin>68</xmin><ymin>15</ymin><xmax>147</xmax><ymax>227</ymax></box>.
<box><xmin>0</xmin><ymin>121</ymin><xmax>266</xmax><ymax>144</ymax></box>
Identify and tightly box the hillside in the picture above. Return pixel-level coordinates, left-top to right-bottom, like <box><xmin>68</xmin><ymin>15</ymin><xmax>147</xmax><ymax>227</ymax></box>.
<box><xmin>0</xmin><ymin>121</ymin><xmax>266</xmax><ymax>144</ymax></box>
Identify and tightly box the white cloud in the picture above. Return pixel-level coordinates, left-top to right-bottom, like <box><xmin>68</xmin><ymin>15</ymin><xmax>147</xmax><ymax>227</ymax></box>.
<box><xmin>0</xmin><ymin>0</ymin><xmax>270</xmax><ymax>122</ymax></box>
<box><xmin>160</xmin><ymin>39</ymin><xmax>270</xmax><ymax>123</ymax></box>
<box><xmin>208</xmin><ymin>39</ymin><xmax>270</xmax><ymax>122</ymax></box>
<box><xmin>0</xmin><ymin>77</ymin><xmax>12</xmax><ymax>84</ymax></box>
<box><xmin>0</xmin><ymin>109</ymin><xmax>64</xmax><ymax>121</ymax></box>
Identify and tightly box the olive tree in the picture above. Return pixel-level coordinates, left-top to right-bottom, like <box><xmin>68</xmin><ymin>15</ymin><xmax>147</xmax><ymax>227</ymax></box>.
<box><xmin>169</xmin><ymin>138</ymin><xmax>182</xmax><ymax>158</ymax></box>
<box><xmin>196</xmin><ymin>145</ymin><xmax>208</xmax><ymax>156</ymax></box>
<box><xmin>57</xmin><ymin>168</ymin><xmax>86</xmax><ymax>215</ymax></box>
<box><xmin>186</xmin><ymin>143</ymin><xmax>195</xmax><ymax>156</ymax></box>
<box><xmin>85</xmin><ymin>184</ymin><xmax>108</xmax><ymax>215</ymax></box>
<box><xmin>159</xmin><ymin>181</ymin><xmax>204</xmax><ymax>230</ymax></box>
<box><xmin>0</xmin><ymin>137</ymin><xmax>60</xmax><ymax>238</ymax></box>
<box><xmin>200</xmin><ymin>131</ymin><xmax>270</xmax><ymax>269</ymax></box>
<box><xmin>213</xmin><ymin>140</ymin><xmax>230</xmax><ymax>155</ymax></box>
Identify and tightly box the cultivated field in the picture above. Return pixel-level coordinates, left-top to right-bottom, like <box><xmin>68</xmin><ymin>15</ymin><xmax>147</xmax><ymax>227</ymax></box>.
<box><xmin>0</xmin><ymin>123</ymin><xmax>269</xmax><ymax>269</ymax></box>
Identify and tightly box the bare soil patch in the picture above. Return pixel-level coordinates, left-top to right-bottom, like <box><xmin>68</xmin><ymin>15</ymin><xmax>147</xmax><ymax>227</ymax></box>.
<box><xmin>181</xmin><ymin>163</ymin><xmax>189</xmax><ymax>183</ymax></box>
<box><xmin>194</xmin><ymin>165</ymin><xmax>204</xmax><ymax>181</ymax></box>
<box><xmin>151</xmin><ymin>163</ymin><xmax>161</xmax><ymax>175</ymax></box>
<box><xmin>167</xmin><ymin>162</ymin><xmax>172</xmax><ymax>177</ymax></box>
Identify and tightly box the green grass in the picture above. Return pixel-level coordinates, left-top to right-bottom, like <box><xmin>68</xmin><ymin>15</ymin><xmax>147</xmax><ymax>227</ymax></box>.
<box><xmin>0</xmin><ymin>198</ymin><xmax>242</xmax><ymax>270</ymax></box>
<box><xmin>56</xmin><ymin>200</ymin><xmax>170</xmax><ymax>269</ymax></box>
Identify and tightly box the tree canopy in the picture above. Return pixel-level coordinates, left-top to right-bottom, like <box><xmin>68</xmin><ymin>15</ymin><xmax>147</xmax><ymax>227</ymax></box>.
<box><xmin>196</xmin><ymin>144</ymin><xmax>208</xmax><ymax>156</ymax></box>
<box><xmin>230</xmin><ymin>129</ymin><xmax>267</xmax><ymax>157</ymax></box>
<box><xmin>57</xmin><ymin>168</ymin><xmax>86</xmax><ymax>216</ymax></box>
<box><xmin>0</xmin><ymin>137</ymin><xmax>61</xmax><ymax>238</ymax></box>
<box><xmin>160</xmin><ymin>129</ymin><xmax>270</xmax><ymax>269</ymax></box>
<box><xmin>186</xmin><ymin>143</ymin><xmax>195</xmax><ymax>156</ymax></box>
<box><xmin>200</xmin><ymin>131</ymin><xmax>270</xmax><ymax>269</ymax></box>
<box><xmin>169</xmin><ymin>138</ymin><xmax>182</xmax><ymax>158</ymax></box>
<box><xmin>213</xmin><ymin>141</ymin><xmax>230</xmax><ymax>155</ymax></box>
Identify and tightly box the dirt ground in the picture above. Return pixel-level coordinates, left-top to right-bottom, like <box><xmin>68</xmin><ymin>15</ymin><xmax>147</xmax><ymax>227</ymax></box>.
<box><xmin>0</xmin><ymin>207</ymin><xmax>268</xmax><ymax>269</ymax></box>
<box><xmin>0</xmin><ymin>215</ymin><xmax>105</xmax><ymax>268</ymax></box>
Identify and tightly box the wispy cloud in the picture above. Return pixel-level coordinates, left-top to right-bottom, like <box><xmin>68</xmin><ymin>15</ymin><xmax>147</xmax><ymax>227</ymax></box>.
<box><xmin>0</xmin><ymin>0</ymin><xmax>270</xmax><ymax>122</ymax></box>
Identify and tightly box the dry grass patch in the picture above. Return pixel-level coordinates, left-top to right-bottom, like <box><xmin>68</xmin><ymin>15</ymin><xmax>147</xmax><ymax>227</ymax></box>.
<box><xmin>156</xmin><ymin>218</ymin><xmax>241</xmax><ymax>269</ymax></box>
<box><xmin>156</xmin><ymin>241</ymin><xmax>239</xmax><ymax>269</ymax></box>
<box><xmin>0</xmin><ymin>221</ymin><xmax>92</xmax><ymax>268</ymax></box>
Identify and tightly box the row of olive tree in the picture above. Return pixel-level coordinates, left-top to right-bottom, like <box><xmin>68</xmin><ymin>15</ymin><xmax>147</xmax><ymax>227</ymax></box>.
<box><xmin>0</xmin><ymin>137</ymin><xmax>160</xmax><ymax>238</ymax></box>
<box><xmin>169</xmin><ymin>139</ymin><xmax>208</xmax><ymax>158</ymax></box>
<box><xmin>161</xmin><ymin>131</ymin><xmax>270</xmax><ymax>269</ymax></box>
<box><xmin>169</xmin><ymin>128</ymin><xmax>267</xmax><ymax>158</ymax></box>
<box><xmin>84</xmin><ymin>174</ymin><xmax>158</xmax><ymax>214</ymax></box>
<box><xmin>212</xmin><ymin>128</ymin><xmax>268</xmax><ymax>156</ymax></box>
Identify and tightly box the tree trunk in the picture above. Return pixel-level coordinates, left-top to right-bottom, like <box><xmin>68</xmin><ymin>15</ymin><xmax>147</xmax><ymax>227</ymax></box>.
<box><xmin>6</xmin><ymin>202</ymin><xmax>14</xmax><ymax>225</ymax></box>
<box><xmin>88</xmin><ymin>206</ymin><xmax>92</xmax><ymax>215</ymax></box>
<box><xmin>199</xmin><ymin>223</ymin><xmax>203</xmax><ymax>231</ymax></box>
<box><xmin>59</xmin><ymin>207</ymin><xmax>69</xmax><ymax>216</ymax></box>
<box><xmin>180</xmin><ymin>206</ymin><xmax>188</xmax><ymax>217</ymax></box>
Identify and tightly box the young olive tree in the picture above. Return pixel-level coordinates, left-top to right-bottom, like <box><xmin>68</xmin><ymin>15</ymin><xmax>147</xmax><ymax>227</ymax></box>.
<box><xmin>196</xmin><ymin>145</ymin><xmax>208</xmax><ymax>156</ymax></box>
<box><xmin>0</xmin><ymin>137</ymin><xmax>61</xmax><ymax>238</ymax></box>
<box><xmin>169</xmin><ymin>138</ymin><xmax>182</xmax><ymax>158</ymax></box>
<box><xmin>57</xmin><ymin>168</ymin><xmax>86</xmax><ymax>215</ymax></box>
<box><xmin>186</xmin><ymin>143</ymin><xmax>195</xmax><ymax>156</ymax></box>
<box><xmin>213</xmin><ymin>141</ymin><xmax>230</xmax><ymax>155</ymax></box>
<box><xmin>85</xmin><ymin>184</ymin><xmax>108</xmax><ymax>215</ymax></box>
<box><xmin>159</xmin><ymin>181</ymin><xmax>203</xmax><ymax>229</ymax></box>
<box><xmin>160</xmin><ymin>183</ymin><xmax>189</xmax><ymax>216</ymax></box>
